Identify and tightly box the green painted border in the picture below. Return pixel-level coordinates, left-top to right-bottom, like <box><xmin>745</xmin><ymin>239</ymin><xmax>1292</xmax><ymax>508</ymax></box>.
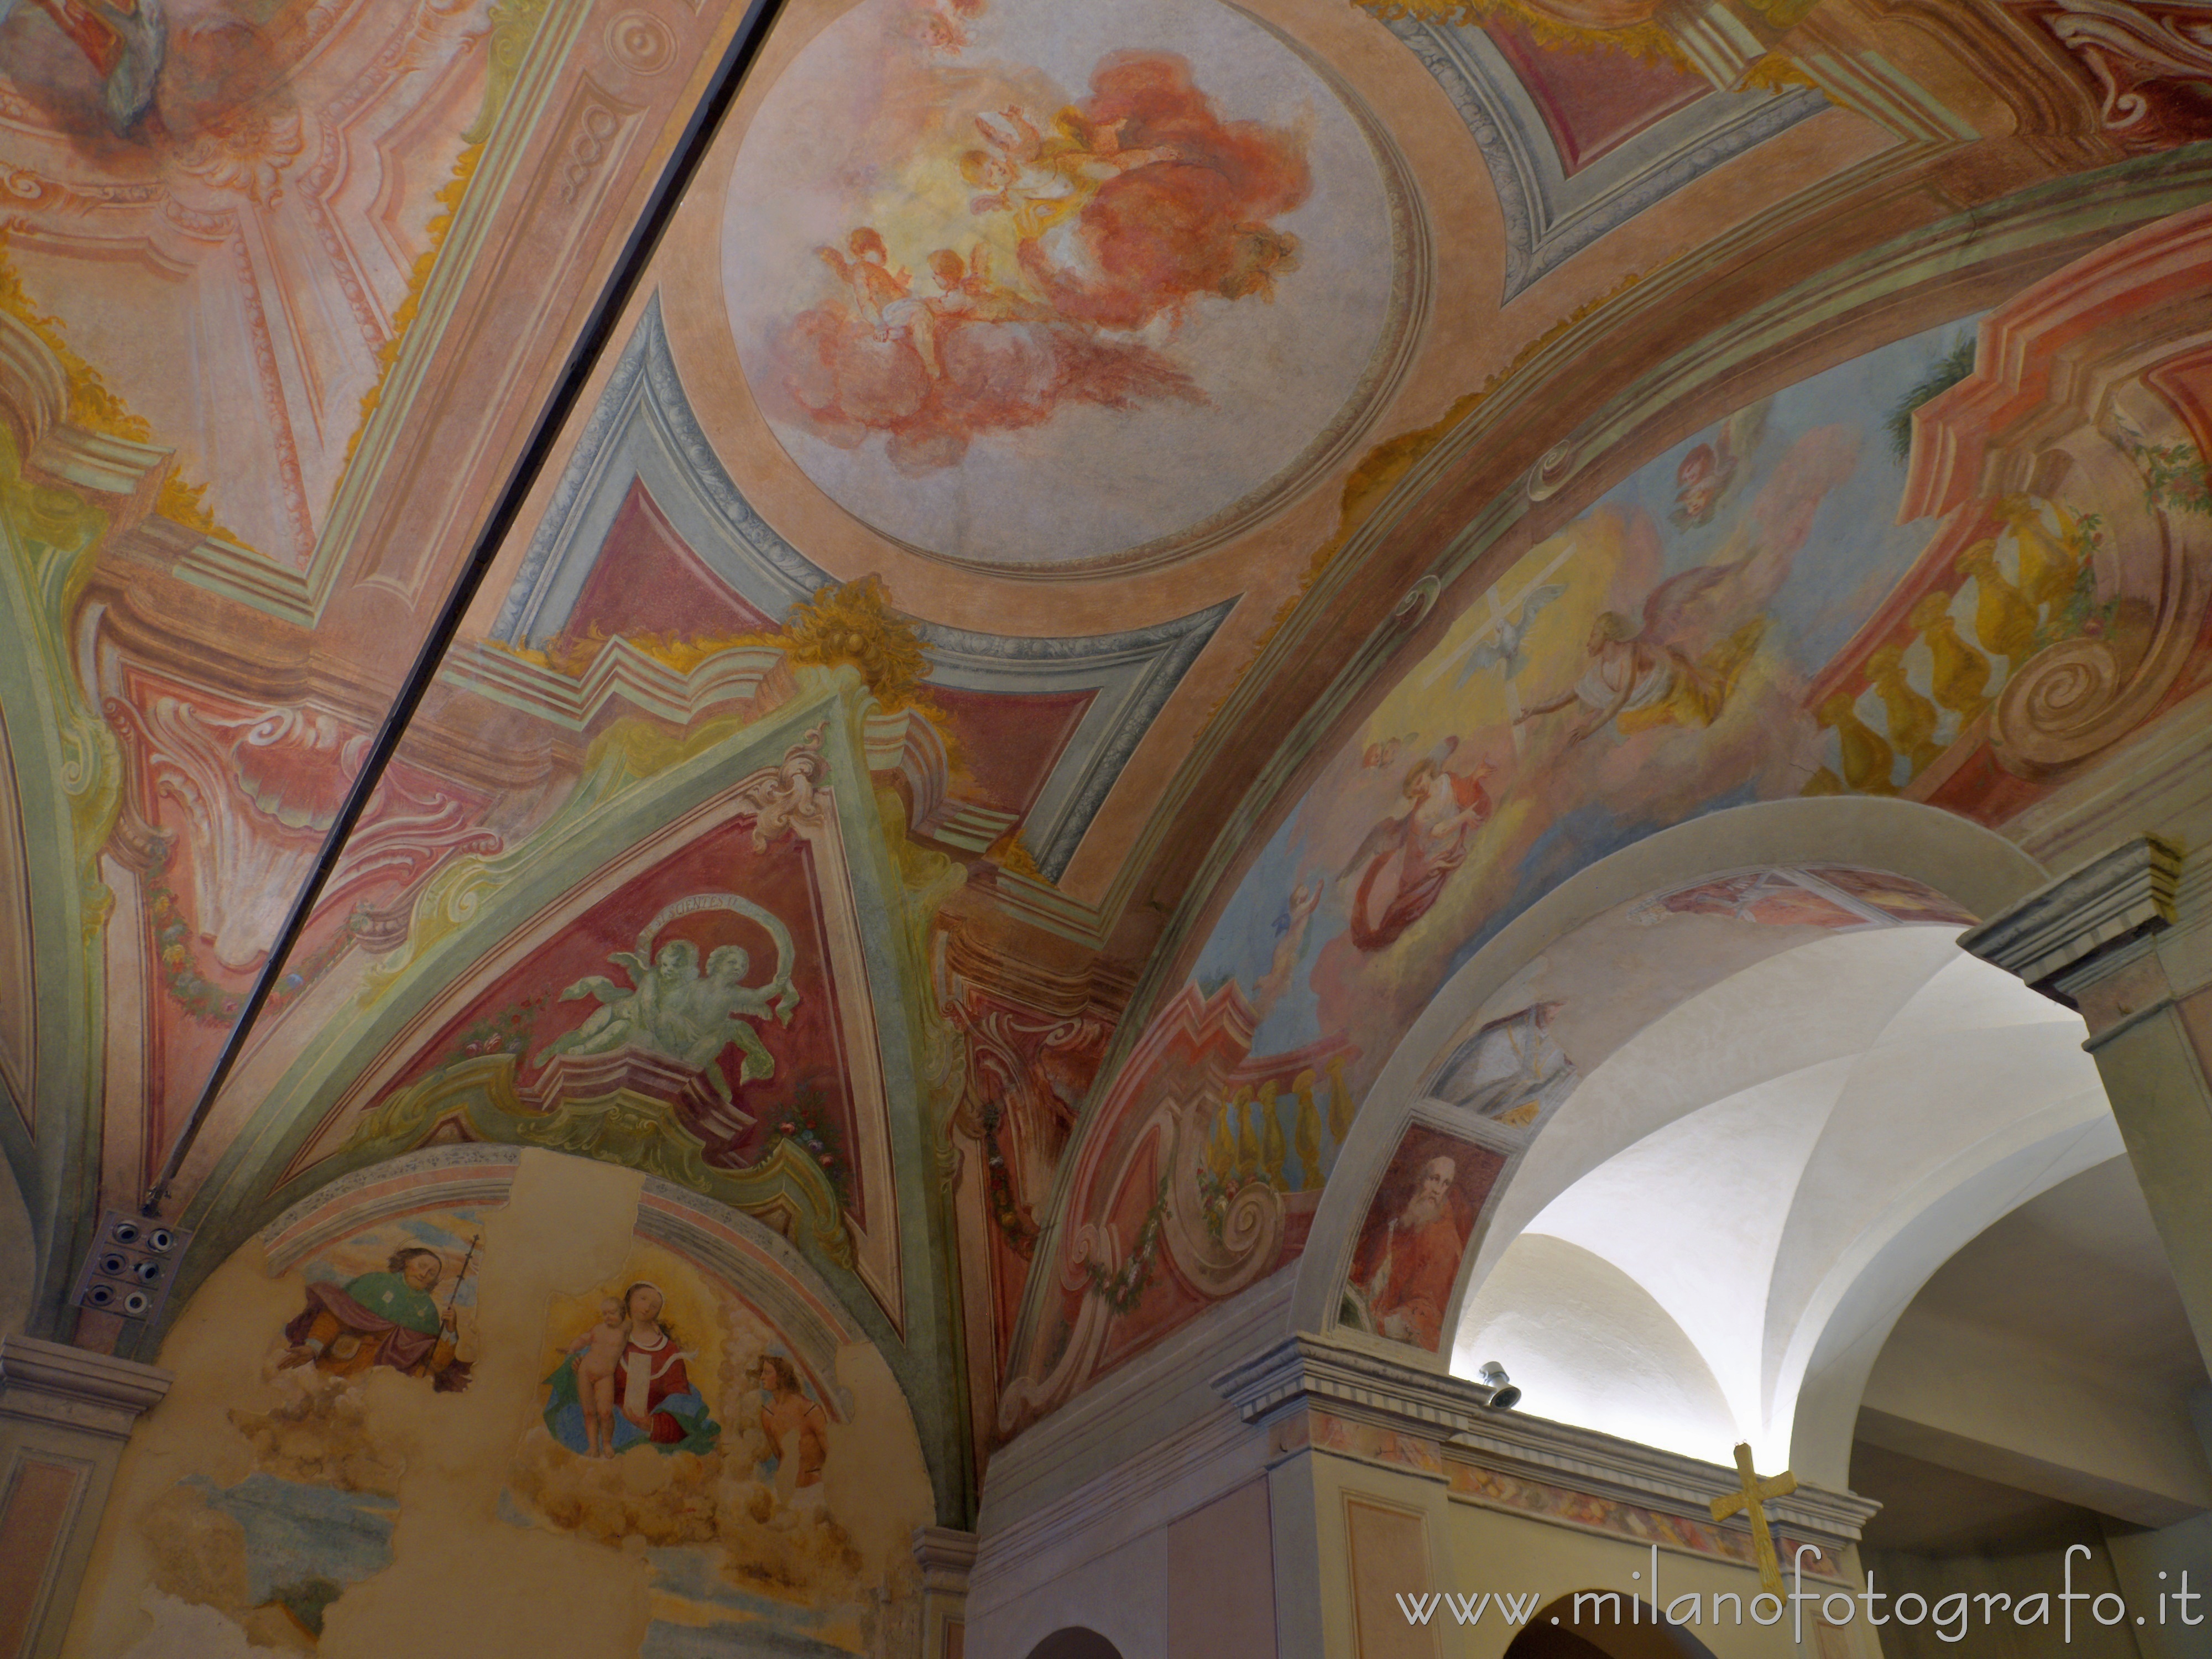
<box><xmin>148</xmin><ymin>675</ymin><xmax>973</xmax><ymax>1516</ymax></box>
<box><xmin>0</xmin><ymin>436</ymin><xmax>113</xmax><ymax>1338</ymax></box>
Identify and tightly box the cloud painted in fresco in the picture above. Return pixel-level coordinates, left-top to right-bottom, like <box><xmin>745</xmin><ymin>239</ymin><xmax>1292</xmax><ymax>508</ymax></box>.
<box><xmin>723</xmin><ymin>0</ymin><xmax>1398</xmax><ymax>567</ymax></box>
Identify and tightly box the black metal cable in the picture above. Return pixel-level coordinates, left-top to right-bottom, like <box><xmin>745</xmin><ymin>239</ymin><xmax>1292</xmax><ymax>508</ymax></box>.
<box><xmin>142</xmin><ymin>0</ymin><xmax>789</xmax><ymax>1213</ymax></box>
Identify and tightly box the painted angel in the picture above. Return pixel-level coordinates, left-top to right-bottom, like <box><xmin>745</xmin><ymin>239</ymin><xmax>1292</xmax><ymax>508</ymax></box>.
<box><xmin>816</xmin><ymin>227</ymin><xmax>910</xmax><ymax>330</ymax></box>
<box><xmin>1342</xmin><ymin>742</ymin><xmax>1495</xmax><ymax>952</ymax></box>
<box><xmin>1251</xmin><ymin>874</ymin><xmax>1325</xmax><ymax>1019</ymax></box>
<box><xmin>1515</xmin><ymin>428</ymin><xmax>1856</xmax><ymax>750</ymax></box>
<box><xmin>1514</xmin><ymin>601</ymin><xmax>1765</xmax><ymax>750</ymax></box>
<box><xmin>534</xmin><ymin>938</ymin><xmax>697</xmax><ymax>1065</ymax></box>
<box><xmin>1670</xmin><ymin>400</ymin><xmax>1769</xmax><ymax>530</ymax></box>
<box><xmin>659</xmin><ymin>945</ymin><xmax>785</xmax><ymax>1104</ymax></box>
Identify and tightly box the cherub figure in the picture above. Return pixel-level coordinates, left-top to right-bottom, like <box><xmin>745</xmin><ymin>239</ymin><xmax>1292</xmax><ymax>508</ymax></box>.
<box><xmin>533</xmin><ymin>938</ymin><xmax>698</xmax><ymax>1066</ymax></box>
<box><xmin>567</xmin><ymin>1297</ymin><xmax>629</xmax><ymax>1457</ymax></box>
<box><xmin>963</xmin><ymin>102</ymin><xmax>1178</xmax><ymax>241</ymax></box>
<box><xmin>1670</xmin><ymin>401</ymin><xmax>1768</xmax><ymax>530</ymax></box>
<box><xmin>816</xmin><ymin>228</ymin><xmax>910</xmax><ymax>330</ymax></box>
<box><xmin>1516</xmin><ymin>608</ymin><xmax>1764</xmax><ymax>749</ymax></box>
<box><xmin>661</xmin><ymin>945</ymin><xmax>784</xmax><ymax>1104</ymax></box>
<box><xmin>1251</xmin><ymin>874</ymin><xmax>1324</xmax><ymax>1020</ymax></box>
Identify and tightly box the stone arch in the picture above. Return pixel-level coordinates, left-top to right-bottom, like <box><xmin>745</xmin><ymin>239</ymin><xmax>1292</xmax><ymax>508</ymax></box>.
<box><xmin>1296</xmin><ymin>796</ymin><xmax>2127</xmax><ymax>1490</ymax></box>
<box><xmin>1024</xmin><ymin>1628</ymin><xmax>1125</xmax><ymax>1659</ymax></box>
<box><xmin>1292</xmin><ymin>793</ymin><xmax>2046</xmax><ymax>1339</ymax></box>
<box><xmin>1505</xmin><ymin>1594</ymin><xmax>1720</xmax><ymax>1658</ymax></box>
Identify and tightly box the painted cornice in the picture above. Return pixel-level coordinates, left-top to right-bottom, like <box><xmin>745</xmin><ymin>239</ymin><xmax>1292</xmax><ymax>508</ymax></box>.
<box><xmin>1214</xmin><ymin>1334</ymin><xmax>1880</xmax><ymax>1547</ymax></box>
<box><xmin>1959</xmin><ymin>833</ymin><xmax>2182</xmax><ymax>998</ymax></box>
<box><xmin>0</xmin><ymin>1336</ymin><xmax>173</xmax><ymax>1441</ymax></box>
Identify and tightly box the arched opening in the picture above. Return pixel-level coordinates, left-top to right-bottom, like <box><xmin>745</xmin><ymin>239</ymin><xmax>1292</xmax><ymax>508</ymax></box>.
<box><xmin>1024</xmin><ymin>1629</ymin><xmax>1124</xmax><ymax>1659</ymax></box>
<box><xmin>1503</xmin><ymin>1594</ymin><xmax>1719</xmax><ymax>1658</ymax></box>
<box><xmin>1452</xmin><ymin>919</ymin><xmax>2110</xmax><ymax>1481</ymax></box>
<box><xmin>1290</xmin><ymin>797</ymin><xmax>2044</xmax><ymax>1342</ymax></box>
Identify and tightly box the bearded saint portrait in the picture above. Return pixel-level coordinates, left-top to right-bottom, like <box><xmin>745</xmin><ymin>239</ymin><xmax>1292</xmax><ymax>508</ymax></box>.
<box><xmin>1344</xmin><ymin>1153</ymin><xmax>1475</xmax><ymax>1352</ymax></box>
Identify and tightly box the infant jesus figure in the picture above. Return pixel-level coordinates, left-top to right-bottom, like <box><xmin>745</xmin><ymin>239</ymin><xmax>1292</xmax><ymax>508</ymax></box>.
<box><xmin>568</xmin><ymin>1297</ymin><xmax>630</xmax><ymax>1457</ymax></box>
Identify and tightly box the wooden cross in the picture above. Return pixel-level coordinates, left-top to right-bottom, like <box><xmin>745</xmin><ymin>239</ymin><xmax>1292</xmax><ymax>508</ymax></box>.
<box><xmin>1709</xmin><ymin>1441</ymin><xmax>1797</xmax><ymax>1594</ymax></box>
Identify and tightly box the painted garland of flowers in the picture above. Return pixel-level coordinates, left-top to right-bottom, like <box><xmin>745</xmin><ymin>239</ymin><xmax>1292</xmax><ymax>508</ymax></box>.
<box><xmin>146</xmin><ymin>842</ymin><xmax>357</xmax><ymax>1026</ymax></box>
<box><xmin>763</xmin><ymin>1083</ymin><xmax>851</xmax><ymax>1206</ymax></box>
<box><xmin>2120</xmin><ymin>430</ymin><xmax>2211</xmax><ymax>519</ymax></box>
<box><xmin>1084</xmin><ymin>1173</ymin><xmax>1170</xmax><ymax>1314</ymax></box>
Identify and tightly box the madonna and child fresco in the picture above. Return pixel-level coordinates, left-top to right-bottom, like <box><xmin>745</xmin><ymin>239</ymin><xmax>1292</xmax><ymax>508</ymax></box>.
<box><xmin>724</xmin><ymin>0</ymin><xmax>1399</xmax><ymax>565</ymax></box>
<box><xmin>507</xmin><ymin>1255</ymin><xmax>922</xmax><ymax>1653</ymax></box>
<box><xmin>545</xmin><ymin>1281</ymin><xmax>719</xmax><ymax>1456</ymax></box>
<box><xmin>101</xmin><ymin>1194</ymin><xmax>925</xmax><ymax>1655</ymax></box>
<box><xmin>538</xmin><ymin>1280</ymin><xmax>832</xmax><ymax>1530</ymax></box>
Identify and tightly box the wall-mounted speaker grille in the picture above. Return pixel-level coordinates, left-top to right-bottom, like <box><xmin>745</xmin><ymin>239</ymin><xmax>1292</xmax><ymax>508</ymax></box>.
<box><xmin>69</xmin><ymin>1210</ymin><xmax>191</xmax><ymax>1324</ymax></box>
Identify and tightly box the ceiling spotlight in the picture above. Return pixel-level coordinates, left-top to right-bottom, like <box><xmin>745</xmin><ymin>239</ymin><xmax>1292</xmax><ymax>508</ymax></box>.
<box><xmin>1477</xmin><ymin>1361</ymin><xmax>1521</xmax><ymax>1411</ymax></box>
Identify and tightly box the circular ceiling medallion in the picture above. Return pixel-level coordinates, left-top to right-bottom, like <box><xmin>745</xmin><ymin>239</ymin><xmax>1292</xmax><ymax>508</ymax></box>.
<box><xmin>723</xmin><ymin>0</ymin><xmax>1407</xmax><ymax>573</ymax></box>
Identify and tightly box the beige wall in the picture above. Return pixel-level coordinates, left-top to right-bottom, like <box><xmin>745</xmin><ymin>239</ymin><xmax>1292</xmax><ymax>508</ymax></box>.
<box><xmin>59</xmin><ymin>1149</ymin><xmax>933</xmax><ymax>1659</ymax></box>
<box><xmin>1294</xmin><ymin>1446</ymin><xmax>1882</xmax><ymax>1659</ymax></box>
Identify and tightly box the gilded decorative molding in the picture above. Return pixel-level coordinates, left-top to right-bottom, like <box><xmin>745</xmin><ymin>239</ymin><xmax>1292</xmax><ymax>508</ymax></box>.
<box><xmin>338</xmin><ymin>0</ymin><xmax>558</xmax><ymax>477</ymax></box>
<box><xmin>0</xmin><ymin>237</ymin><xmax>243</xmax><ymax>545</ymax></box>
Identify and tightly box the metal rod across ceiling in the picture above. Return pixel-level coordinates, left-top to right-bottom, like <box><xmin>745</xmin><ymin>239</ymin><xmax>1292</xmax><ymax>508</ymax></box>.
<box><xmin>142</xmin><ymin>0</ymin><xmax>792</xmax><ymax>1215</ymax></box>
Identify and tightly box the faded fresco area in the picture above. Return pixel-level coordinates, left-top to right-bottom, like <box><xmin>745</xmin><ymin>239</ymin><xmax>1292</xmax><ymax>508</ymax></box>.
<box><xmin>106</xmin><ymin>1204</ymin><xmax>488</xmax><ymax>1651</ymax></box>
<box><xmin>1187</xmin><ymin>314</ymin><xmax>2210</xmax><ymax>1118</ymax></box>
<box><xmin>66</xmin><ymin>1152</ymin><xmax>933</xmax><ymax>1659</ymax></box>
<box><xmin>1190</xmin><ymin>338</ymin><xmax>1944</xmax><ymax>1078</ymax></box>
<box><xmin>723</xmin><ymin>0</ymin><xmax>1399</xmax><ymax>566</ymax></box>
<box><xmin>0</xmin><ymin>0</ymin><xmax>498</xmax><ymax>560</ymax></box>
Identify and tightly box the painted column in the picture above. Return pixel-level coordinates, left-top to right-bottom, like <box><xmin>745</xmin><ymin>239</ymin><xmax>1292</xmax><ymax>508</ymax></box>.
<box><xmin>1961</xmin><ymin>836</ymin><xmax>2212</xmax><ymax>1373</ymax></box>
<box><xmin>916</xmin><ymin>1525</ymin><xmax>979</xmax><ymax>1659</ymax></box>
<box><xmin>0</xmin><ymin>1335</ymin><xmax>171</xmax><ymax>1659</ymax></box>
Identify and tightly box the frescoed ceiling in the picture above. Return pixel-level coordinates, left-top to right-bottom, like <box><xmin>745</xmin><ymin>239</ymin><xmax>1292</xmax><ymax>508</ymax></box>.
<box><xmin>4</xmin><ymin>0</ymin><xmax>2212</xmax><ymax>1526</ymax></box>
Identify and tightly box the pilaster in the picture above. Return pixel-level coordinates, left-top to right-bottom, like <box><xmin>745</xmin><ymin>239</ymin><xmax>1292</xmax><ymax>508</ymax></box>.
<box><xmin>1961</xmin><ymin>834</ymin><xmax>2212</xmax><ymax>1374</ymax></box>
<box><xmin>0</xmin><ymin>1335</ymin><xmax>171</xmax><ymax>1659</ymax></box>
<box><xmin>915</xmin><ymin>1525</ymin><xmax>978</xmax><ymax>1659</ymax></box>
